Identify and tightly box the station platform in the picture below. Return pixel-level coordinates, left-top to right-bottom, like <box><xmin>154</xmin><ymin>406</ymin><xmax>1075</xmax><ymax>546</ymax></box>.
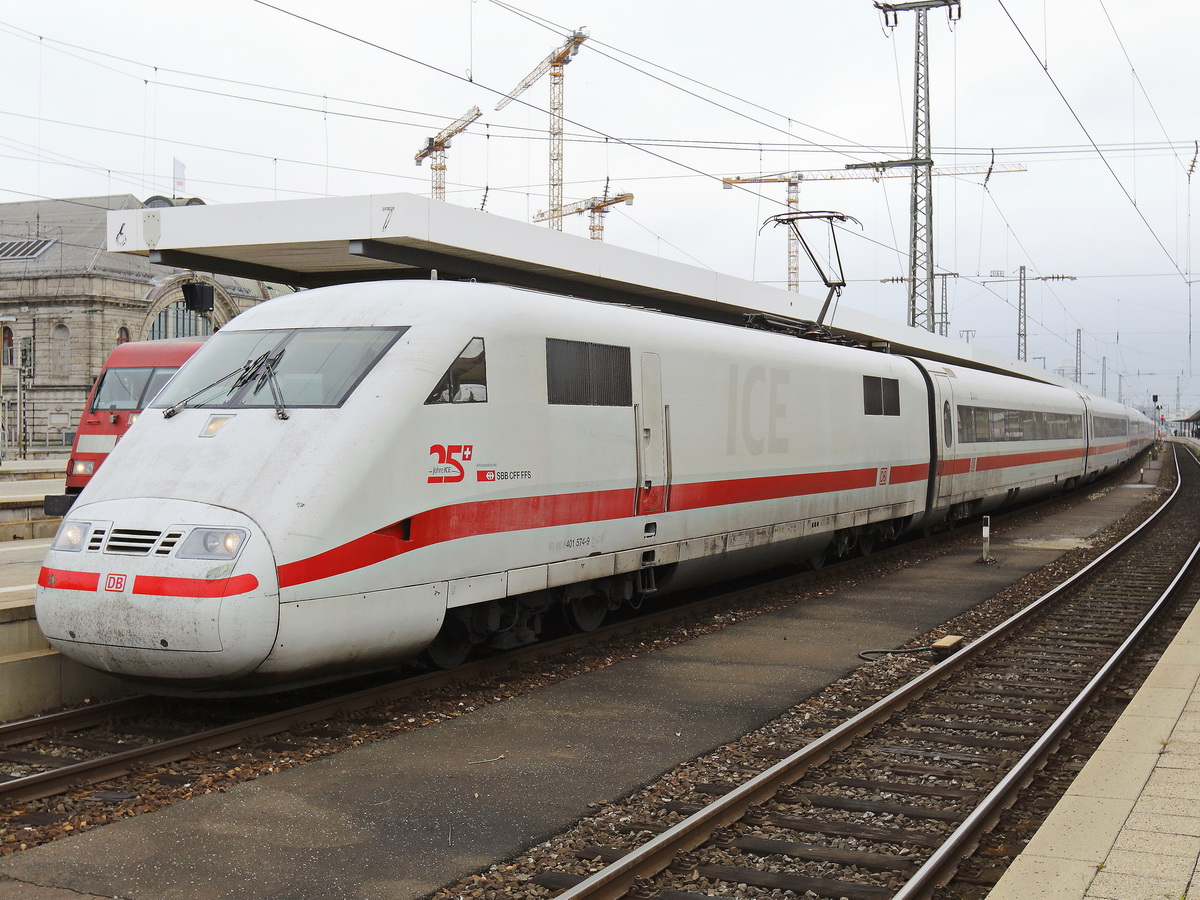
<box><xmin>0</xmin><ymin>455</ymin><xmax>1173</xmax><ymax>900</ymax></box>
<box><xmin>989</xmin><ymin>445</ymin><xmax>1200</xmax><ymax>900</ymax></box>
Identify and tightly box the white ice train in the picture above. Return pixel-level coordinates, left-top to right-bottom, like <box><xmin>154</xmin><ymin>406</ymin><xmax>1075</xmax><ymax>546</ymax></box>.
<box><xmin>35</xmin><ymin>281</ymin><xmax>1153</xmax><ymax>692</ymax></box>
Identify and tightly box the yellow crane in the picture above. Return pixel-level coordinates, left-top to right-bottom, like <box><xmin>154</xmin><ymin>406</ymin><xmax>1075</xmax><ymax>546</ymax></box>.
<box><xmin>495</xmin><ymin>28</ymin><xmax>588</xmax><ymax>230</ymax></box>
<box><xmin>414</xmin><ymin>105</ymin><xmax>483</xmax><ymax>202</ymax></box>
<box><xmin>723</xmin><ymin>162</ymin><xmax>1024</xmax><ymax>291</ymax></box>
<box><xmin>534</xmin><ymin>192</ymin><xmax>633</xmax><ymax>240</ymax></box>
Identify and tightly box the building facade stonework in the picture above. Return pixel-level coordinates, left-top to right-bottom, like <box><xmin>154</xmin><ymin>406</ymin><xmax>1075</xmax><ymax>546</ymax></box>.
<box><xmin>0</xmin><ymin>195</ymin><xmax>286</xmax><ymax>454</ymax></box>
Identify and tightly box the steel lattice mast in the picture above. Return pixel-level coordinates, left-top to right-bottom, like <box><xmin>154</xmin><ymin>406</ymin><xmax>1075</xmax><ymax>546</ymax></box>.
<box><xmin>861</xmin><ymin>0</ymin><xmax>960</xmax><ymax>331</ymax></box>
<box><xmin>908</xmin><ymin>5</ymin><xmax>935</xmax><ymax>330</ymax></box>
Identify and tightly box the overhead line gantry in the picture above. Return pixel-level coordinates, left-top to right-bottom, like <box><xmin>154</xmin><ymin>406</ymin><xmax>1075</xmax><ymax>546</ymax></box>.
<box><xmin>724</xmin><ymin>161</ymin><xmax>1020</xmax><ymax>292</ymax></box>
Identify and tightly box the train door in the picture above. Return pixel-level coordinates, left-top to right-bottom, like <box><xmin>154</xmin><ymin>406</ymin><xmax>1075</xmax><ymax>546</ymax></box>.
<box><xmin>636</xmin><ymin>352</ymin><xmax>669</xmax><ymax>515</ymax></box>
<box><xmin>932</xmin><ymin>372</ymin><xmax>960</xmax><ymax>504</ymax></box>
<box><xmin>1079</xmin><ymin>394</ymin><xmax>1095</xmax><ymax>478</ymax></box>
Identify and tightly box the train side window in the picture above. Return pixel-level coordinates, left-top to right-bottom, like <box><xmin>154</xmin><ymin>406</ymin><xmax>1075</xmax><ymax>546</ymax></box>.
<box><xmin>863</xmin><ymin>376</ymin><xmax>900</xmax><ymax>416</ymax></box>
<box><xmin>943</xmin><ymin>401</ymin><xmax>953</xmax><ymax>447</ymax></box>
<box><xmin>546</xmin><ymin>338</ymin><xmax>632</xmax><ymax>406</ymax></box>
<box><xmin>426</xmin><ymin>337</ymin><xmax>487</xmax><ymax>404</ymax></box>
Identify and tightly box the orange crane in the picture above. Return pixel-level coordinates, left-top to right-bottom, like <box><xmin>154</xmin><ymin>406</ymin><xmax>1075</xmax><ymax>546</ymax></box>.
<box><xmin>723</xmin><ymin>162</ymin><xmax>1024</xmax><ymax>291</ymax></box>
<box><xmin>495</xmin><ymin>29</ymin><xmax>588</xmax><ymax>230</ymax></box>
<box><xmin>534</xmin><ymin>192</ymin><xmax>633</xmax><ymax>240</ymax></box>
<box><xmin>414</xmin><ymin>106</ymin><xmax>482</xmax><ymax>202</ymax></box>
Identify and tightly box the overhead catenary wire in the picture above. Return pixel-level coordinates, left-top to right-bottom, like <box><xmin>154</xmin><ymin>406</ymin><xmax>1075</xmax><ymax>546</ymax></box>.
<box><xmin>1</xmin><ymin>7</ymin><xmax>1193</xmax><ymax>407</ymax></box>
<box><xmin>997</xmin><ymin>0</ymin><xmax>1187</xmax><ymax>284</ymax></box>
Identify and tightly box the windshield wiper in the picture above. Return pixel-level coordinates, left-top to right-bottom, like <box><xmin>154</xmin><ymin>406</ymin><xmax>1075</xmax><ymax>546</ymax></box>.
<box><xmin>162</xmin><ymin>350</ymin><xmax>289</xmax><ymax>420</ymax></box>
<box><xmin>162</xmin><ymin>366</ymin><xmax>244</xmax><ymax>419</ymax></box>
<box><xmin>248</xmin><ymin>349</ymin><xmax>289</xmax><ymax>420</ymax></box>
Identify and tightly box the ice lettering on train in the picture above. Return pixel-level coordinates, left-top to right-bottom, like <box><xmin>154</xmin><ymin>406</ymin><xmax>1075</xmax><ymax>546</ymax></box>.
<box><xmin>726</xmin><ymin>365</ymin><xmax>790</xmax><ymax>456</ymax></box>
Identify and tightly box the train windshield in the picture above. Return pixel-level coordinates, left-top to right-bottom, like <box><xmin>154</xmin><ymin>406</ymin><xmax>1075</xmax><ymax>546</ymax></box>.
<box><xmin>152</xmin><ymin>326</ymin><xmax>406</xmax><ymax>411</ymax></box>
<box><xmin>91</xmin><ymin>367</ymin><xmax>180</xmax><ymax>412</ymax></box>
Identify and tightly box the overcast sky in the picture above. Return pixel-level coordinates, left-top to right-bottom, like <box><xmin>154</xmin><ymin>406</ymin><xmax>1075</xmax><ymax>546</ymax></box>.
<box><xmin>2</xmin><ymin>1</ymin><xmax>1196</xmax><ymax>415</ymax></box>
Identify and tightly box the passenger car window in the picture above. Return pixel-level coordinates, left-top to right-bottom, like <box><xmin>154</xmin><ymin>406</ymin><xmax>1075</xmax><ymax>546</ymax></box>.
<box><xmin>426</xmin><ymin>337</ymin><xmax>487</xmax><ymax>404</ymax></box>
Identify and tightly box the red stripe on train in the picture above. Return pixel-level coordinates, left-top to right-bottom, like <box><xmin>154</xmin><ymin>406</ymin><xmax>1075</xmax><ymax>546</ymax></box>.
<box><xmin>133</xmin><ymin>574</ymin><xmax>260</xmax><ymax>598</ymax></box>
<box><xmin>939</xmin><ymin>447</ymin><xmax>1084</xmax><ymax>475</ymax></box>
<box><xmin>276</xmin><ymin>463</ymin><xmax>930</xmax><ymax>589</ymax></box>
<box><xmin>277</xmin><ymin>487</ymin><xmax>634</xmax><ymax>588</ymax></box>
<box><xmin>37</xmin><ymin>567</ymin><xmax>259</xmax><ymax>598</ymax></box>
<box><xmin>38</xmin><ymin>567</ymin><xmax>100</xmax><ymax>592</ymax></box>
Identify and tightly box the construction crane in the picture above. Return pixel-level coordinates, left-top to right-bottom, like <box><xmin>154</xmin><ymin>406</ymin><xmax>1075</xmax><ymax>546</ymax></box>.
<box><xmin>723</xmin><ymin>162</ymin><xmax>1023</xmax><ymax>292</ymax></box>
<box><xmin>414</xmin><ymin>106</ymin><xmax>482</xmax><ymax>202</ymax></box>
<box><xmin>495</xmin><ymin>28</ymin><xmax>588</xmax><ymax>230</ymax></box>
<box><xmin>533</xmin><ymin>192</ymin><xmax>633</xmax><ymax>240</ymax></box>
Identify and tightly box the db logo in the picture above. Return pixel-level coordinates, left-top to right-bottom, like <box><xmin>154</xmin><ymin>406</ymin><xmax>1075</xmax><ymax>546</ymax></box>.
<box><xmin>105</xmin><ymin>574</ymin><xmax>128</xmax><ymax>592</ymax></box>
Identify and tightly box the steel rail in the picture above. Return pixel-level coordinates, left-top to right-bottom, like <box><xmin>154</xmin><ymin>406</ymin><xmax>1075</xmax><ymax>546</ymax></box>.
<box><xmin>553</xmin><ymin>447</ymin><xmax>1184</xmax><ymax>900</ymax></box>
<box><xmin>0</xmin><ymin>696</ymin><xmax>149</xmax><ymax>747</ymax></box>
<box><xmin>895</xmin><ymin>443</ymin><xmax>1195</xmax><ymax>899</ymax></box>
<box><xmin>0</xmin><ymin>496</ymin><xmax>985</xmax><ymax>805</ymax></box>
<box><xmin>0</xmin><ymin>558</ymin><xmax>894</xmax><ymax>805</ymax></box>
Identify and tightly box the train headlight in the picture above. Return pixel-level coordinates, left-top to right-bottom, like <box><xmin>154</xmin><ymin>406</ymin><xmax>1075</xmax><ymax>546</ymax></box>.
<box><xmin>52</xmin><ymin>520</ymin><xmax>91</xmax><ymax>552</ymax></box>
<box><xmin>178</xmin><ymin>528</ymin><xmax>248</xmax><ymax>560</ymax></box>
<box><xmin>70</xmin><ymin>460</ymin><xmax>95</xmax><ymax>476</ymax></box>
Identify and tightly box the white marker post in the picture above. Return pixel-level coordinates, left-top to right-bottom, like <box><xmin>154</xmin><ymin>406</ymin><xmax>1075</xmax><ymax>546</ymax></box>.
<box><xmin>981</xmin><ymin>515</ymin><xmax>992</xmax><ymax>563</ymax></box>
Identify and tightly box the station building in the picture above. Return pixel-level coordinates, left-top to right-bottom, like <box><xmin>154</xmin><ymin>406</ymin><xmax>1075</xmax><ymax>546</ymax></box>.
<box><xmin>0</xmin><ymin>194</ymin><xmax>288</xmax><ymax>455</ymax></box>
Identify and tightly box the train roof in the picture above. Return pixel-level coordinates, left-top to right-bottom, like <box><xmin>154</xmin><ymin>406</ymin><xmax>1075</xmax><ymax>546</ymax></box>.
<box><xmin>101</xmin><ymin>337</ymin><xmax>207</xmax><ymax>367</ymax></box>
<box><xmin>107</xmin><ymin>192</ymin><xmax>1066</xmax><ymax>387</ymax></box>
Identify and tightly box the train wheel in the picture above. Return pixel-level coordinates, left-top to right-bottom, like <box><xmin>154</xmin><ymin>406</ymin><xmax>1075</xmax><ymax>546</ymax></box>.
<box><xmin>858</xmin><ymin>534</ymin><xmax>875</xmax><ymax>556</ymax></box>
<box><xmin>564</xmin><ymin>594</ymin><xmax>607</xmax><ymax>632</ymax></box>
<box><xmin>833</xmin><ymin>530</ymin><xmax>855</xmax><ymax>558</ymax></box>
<box><xmin>808</xmin><ymin>550</ymin><xmax>826</xmax><ymax>570</ymax></box>
<box><xmin>423</xmin><ymin>619</ymin><xmax>472</xmax><ymax>669</ymax></box>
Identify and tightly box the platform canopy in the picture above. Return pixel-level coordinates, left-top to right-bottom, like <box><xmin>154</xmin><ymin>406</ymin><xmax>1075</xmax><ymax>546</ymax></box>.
<box><xmin>108</xmin><ymin>191</ymin><xmax>1060</xmax><ymax>384</ymax></box>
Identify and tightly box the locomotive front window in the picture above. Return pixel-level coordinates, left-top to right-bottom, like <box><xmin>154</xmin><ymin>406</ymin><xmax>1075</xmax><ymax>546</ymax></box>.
<box><xmin>152</xmin><ymin>326</ymin><xmax>405</xmax><ymax>411</ymax></box>
<box><xmin>92</xmin><ymin>366</ymin><xmax>179</xmax><ymax>412</ymax></box>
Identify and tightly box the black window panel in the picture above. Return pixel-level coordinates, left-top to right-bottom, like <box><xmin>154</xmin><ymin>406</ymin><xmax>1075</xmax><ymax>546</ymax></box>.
<box><xmin>546</xmin><ymin>338</ymin><xmax>632</xmax><ymax>406</ymax></box>
<box><xmin>864</xmin><ymin>375</ymin><xmax>899</xmax><ymax>416</ymax></box>
<box><xmin>863</xmin><ymin>376</ymin><xmax>883</xmax><ymax>415</ymax></box>
<box><xmin>882</xmin><ymin>378</ymin><xmax>901</xmax><ymax>415</ymax></box>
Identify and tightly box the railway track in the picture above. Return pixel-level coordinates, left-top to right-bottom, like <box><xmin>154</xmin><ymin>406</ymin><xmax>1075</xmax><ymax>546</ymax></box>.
<box><xmin>528</xmin><ymin>443</ymin><xmax>1199</xmax><ymax>900</ymax></box>
<box><xmin>0</xmin><ymin>531</ymin><xmax>965</xmax><ymax>814</ymax></box>
<box><xmin>0</xmin><ymin>454</ymin><xmax>1166</xmax><ymax>855</ymax></box>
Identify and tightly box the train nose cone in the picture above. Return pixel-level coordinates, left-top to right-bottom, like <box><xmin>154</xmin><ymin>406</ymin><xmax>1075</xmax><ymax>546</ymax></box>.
<box><xmin>35</xmin><ymin>497</ymin><xmax>279</xmax><ymax>687</ymax></box>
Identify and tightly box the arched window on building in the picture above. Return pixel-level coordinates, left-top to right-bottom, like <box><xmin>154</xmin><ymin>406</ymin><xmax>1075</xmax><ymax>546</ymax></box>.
<box><xmin>149</xmin><ymin>302</ymin><xmax>214</xmax><ymax>341</ymax></box>
<box><xmin>52</xmin><ymin>323</ymin><xmax>71</xmax><ymax>377</ymax></box>
<box><xmin>116</xmin><ymin>327</ymin><xmax>130</xmax><ymax>345</ymax></box>
<box><xmin>1</xmin><ymin>327</ymin><xmax>11</xmax><ymax>367</ymax></box>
